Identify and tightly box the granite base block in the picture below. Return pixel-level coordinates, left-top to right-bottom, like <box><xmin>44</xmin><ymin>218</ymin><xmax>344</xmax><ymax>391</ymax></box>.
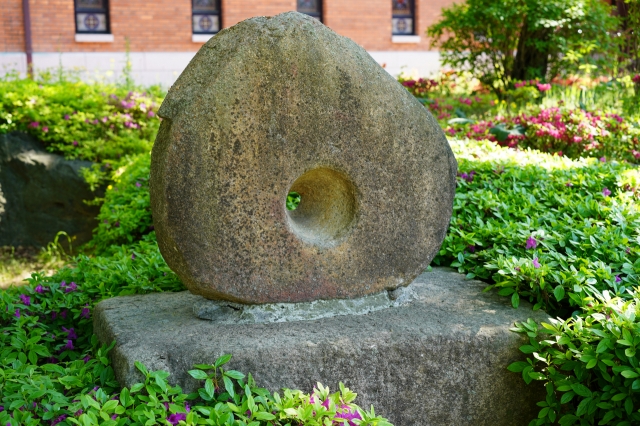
<box><xmin>94</xmin><ymin>268</ymin><xmax>549</xmax><ymax>426</ymax></box>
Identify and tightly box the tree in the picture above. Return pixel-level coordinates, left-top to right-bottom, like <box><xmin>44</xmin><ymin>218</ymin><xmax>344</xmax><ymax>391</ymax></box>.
<box><xmin>427</xmin><ymin>0</ymin><xmax>619</xmax><ymax>97</ymax></box>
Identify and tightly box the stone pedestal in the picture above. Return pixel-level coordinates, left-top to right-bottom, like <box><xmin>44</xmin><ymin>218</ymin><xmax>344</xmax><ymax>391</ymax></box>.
<box><xmin>94</xmin><ymin>268</ymin><xmax>548</xmax><ymax>426</ymax></box>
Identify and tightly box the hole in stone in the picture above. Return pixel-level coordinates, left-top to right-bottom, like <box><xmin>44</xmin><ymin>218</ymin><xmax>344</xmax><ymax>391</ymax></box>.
<box><xmin>286</xmin><ymin>167</ymin><xmax>357</xmax><ymax>247</ymax></box>
<box><xmin>286</xmin><ymin>192</ymin><xmax>301</xmax><ymax>211</ymax></box>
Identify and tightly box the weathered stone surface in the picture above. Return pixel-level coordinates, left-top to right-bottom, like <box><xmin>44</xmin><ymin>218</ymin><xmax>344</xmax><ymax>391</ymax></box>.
<box><xmin>0</xmin><ymin>132</ymin><xmax>101</xmax><ymax>248</ymax></box>
<box><xmin>150</xmin><ymin>12</ymin><xmax>457</xmax><ymax>304</ymax></box>
<box><xmin>94</xmin><ymin>268</ymin><xmax>548</xmax><ymax>426</ymax></box>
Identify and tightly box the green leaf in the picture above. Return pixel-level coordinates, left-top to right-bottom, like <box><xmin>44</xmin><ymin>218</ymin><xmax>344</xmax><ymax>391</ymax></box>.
<box><xmin>254</xmin><ymin>412</ymin><xmax>276</xmax><ymax>420</ymax></box>
<box><xmin>554</xmin><ymin>286</ymin><xmax>565</xmax><ymax>301</ymax></box>
<box><xmin>214</xmin><ymin>354</ymin><xmax>233</xmax><ymax>368</ymax></box>
<box><xmin>571</xmin><ymin>383</ymin><xmax>592</xmax><ymax>398</ymax></box>
<box><xmin>508</xmin><ymin>361</ymin><xmax>530</xmax><ymax>372</ymax></box>
<box><xmin>188</xmin><ymin>369</ymin><xmax>209</xmax><ymax>380</ymax></box>
<box><xmin>511</xmin><ymin>292</ymin><xmax>520</xmax><ymax>308</ymax></box>
<box><xmin>224</xmin><ymin>370</ymin><xmax>245</xmax><ymax>380</ymax></box>
<box><xmin>223</xmin><ymin>375</ymin><xmax>235</xmax><ymax>398</ymax></box>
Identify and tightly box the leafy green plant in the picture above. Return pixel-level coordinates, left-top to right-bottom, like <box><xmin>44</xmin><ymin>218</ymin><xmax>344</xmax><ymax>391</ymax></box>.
<box><xmin>286</xmin><ymin>192</ymin><xmax>301</xmax><ymax>211</ymax></box>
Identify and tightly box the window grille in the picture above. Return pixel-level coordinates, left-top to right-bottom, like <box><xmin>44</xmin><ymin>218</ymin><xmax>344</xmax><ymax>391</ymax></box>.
<box><xmin>193</xmin><ymin>0</ymin><xmax>221</xmax><ymax>34</ymax></box>
<box><xmin>74</xmin><ymin>0</ymin><xmax>110</xmax><ymax>33</ymax></box>
<box><xmin>297</xmin><ymin>0</ymin><xmax>322</xmax><ymax>22</ymax></box>
<box><xmin>392</xmin><ymin>0</ymin><xmax>414</xmax><ymax>35</ymax></box>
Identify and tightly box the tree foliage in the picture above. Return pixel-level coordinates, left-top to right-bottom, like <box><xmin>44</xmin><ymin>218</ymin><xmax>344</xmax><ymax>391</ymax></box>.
<box><xmin>427</xmin><ymin>0</ymin><xmax>619</xmax><ymax>97</ymax></box>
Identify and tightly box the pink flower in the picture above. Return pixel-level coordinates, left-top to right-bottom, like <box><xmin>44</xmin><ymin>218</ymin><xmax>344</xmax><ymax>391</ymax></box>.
<box><xmin>525</xmin><ymin>237</ymin><xmax>537</xmax><ymax>250</ymax></box>
<box><xmin>633</xmin><ymin>74</ymin><xmax>640</xmax><ymax>84</ymax></box>
<box><xmin>73</xmin><ymin>140</ymin><xmax>78</xmax><ymax>146</ymax></box>
<box><xmin>64</xmin><ymin>114</ymin><xmax>70</xmax><ymax>120</ymax></box>
<box><xmin>602</xmin><ymin>188</ymin><xmax>611</xmax><ymax>196</ymax></box>
<box><xmin>135</xmin><ymin>182</ymin><xmax>142</xmax><ymax>187</ymax></box>
<box><xmin>42</xmin><ymin>126</ymin><xmax>49</xmax><ymax>132</ymax></box>
<box><xmin>29</xmin><ymin>121</ymin><xmax>39</xmax><ymax>128</ymax></box>
<box><xmin>537</xmin><ymin>83</ymin><xmax>551</xmax><ymax>92</ymax></box>
<box><xmin>599</xmin><ymin>157</ymin><xmax>606</xmax><ymax>162</ymax></box>
<box><xmin>147</xmin><ymin>110</ymin><xmax>155</xmax><ymax>117</ymax></box>
<box><xmin>532</xmin><ymin>258</ymin><xmax>541</xmax><ymax>268</ymax></box>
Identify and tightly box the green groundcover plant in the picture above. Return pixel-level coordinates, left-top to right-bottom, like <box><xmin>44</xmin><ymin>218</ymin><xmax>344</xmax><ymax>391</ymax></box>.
<box><xmin>437</xmin><ymin>139</ymin><xmax>640</xmax><ymax>425</ymax></box>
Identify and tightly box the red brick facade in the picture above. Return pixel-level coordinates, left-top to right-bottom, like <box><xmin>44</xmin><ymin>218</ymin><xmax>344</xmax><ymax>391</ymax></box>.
<box><xmin>1</xmin><ymin>0</ymin><xmax>453</xmax><ymax>53</ymax></box>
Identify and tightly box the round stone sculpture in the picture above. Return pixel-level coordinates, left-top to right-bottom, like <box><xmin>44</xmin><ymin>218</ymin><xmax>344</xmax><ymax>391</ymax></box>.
<box><xmin>150</xmin><ymin>11</ymin><xmax>458</xmax><ymax>304</ymax></box>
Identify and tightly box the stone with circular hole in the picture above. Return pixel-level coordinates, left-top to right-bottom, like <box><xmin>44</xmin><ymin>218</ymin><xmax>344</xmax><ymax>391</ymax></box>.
<box><xmin>150</xmin><ymin>11</ymin><xmax>457</xmax><ymax>304</ymax></box>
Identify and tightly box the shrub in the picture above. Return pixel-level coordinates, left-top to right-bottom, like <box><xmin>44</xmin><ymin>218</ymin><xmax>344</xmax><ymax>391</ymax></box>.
<box><xmin>0</xmin><ymin>78</ymin><xmax>161</xmax><ymax>165</ymax></box>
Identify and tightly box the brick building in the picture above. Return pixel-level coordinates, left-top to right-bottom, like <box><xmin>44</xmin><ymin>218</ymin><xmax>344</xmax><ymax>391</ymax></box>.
<box><xmin>0</xmin><ymin>0</ymin><xmax>453</xmax><ymax>86</ymax></box>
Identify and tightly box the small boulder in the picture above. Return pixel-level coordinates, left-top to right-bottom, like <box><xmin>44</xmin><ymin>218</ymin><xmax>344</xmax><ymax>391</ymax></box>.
<box><xmin>151</xmin><ymin>12</ymin><xmax>457</xmax><ymax>304</ymax></box>
<box><xmin>0</xmin><ymin>131</ymin><xmax>101</xmax><ymax>248</ymax></box>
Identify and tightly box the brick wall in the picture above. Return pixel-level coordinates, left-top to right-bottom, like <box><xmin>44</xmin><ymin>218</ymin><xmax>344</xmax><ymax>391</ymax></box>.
<box><xmin>2</xmin><ymin>0</ymin><xmax>453</xmax><ymax>53</ymax></box>
<box><xmin>0</xmin><ymin>0</ymin><xmax>25</xmax><ymax>51</ymax></box>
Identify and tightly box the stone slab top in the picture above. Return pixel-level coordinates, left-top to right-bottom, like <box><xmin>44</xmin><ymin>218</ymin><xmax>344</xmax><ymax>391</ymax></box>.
<box><xmin>94</xmin><ymin>268</ymin><xmax>549</xmax><ymax>425</ymax></box>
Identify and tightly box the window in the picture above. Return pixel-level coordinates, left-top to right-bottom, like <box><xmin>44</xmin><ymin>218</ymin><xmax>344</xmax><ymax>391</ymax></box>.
<box><xmin>392</xmin><ymin>0</ymin><xmax>414</xmax><ymax>35</ymax></box>
<box><xmin>193</xmin><ymin>0</ymin><xmax>221</xmax><ymax>35</ymax></box>
<box><xmin>297</xmin><ymin>0</ymin><xmax>322</xmax><ymax>22</ymax></box>
<box><xmin>74</xmin><ymin>0</ymin><xmax>110</xmax><ymax>34</ymax></box>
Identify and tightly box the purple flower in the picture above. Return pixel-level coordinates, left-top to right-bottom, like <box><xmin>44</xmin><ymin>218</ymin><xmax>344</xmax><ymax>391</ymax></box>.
<box><xmin>0</xmin><ymin>405</ymin><xmax>3</xmax><ymax>412</ymax></box>
<box><xmin>74</xmin><ymin>409</ymin><xmax>83</xmax><ymax>416</ymax></box>
<box><xmin>47</xmin><ymin>356</ymin><xmax>59</xmax><ymax>364</ymax></box>
<box><xmin>14</xmin><ymin>309</ymin><xmax>20</xmax><ymax>318</ymax></box>
<box><xmin>35</xmin><ymin>284</ymin><xmax>44</xmax><ymax>293</ymax></box>
<box><xmin>525</xmin><ymin>236</ymin><xmax>537</xmax><ymax>250</ymax></box>
<box><xmin>615</xmin><ymin>275</ymin><xmax>622</xmax><ymax>283</ymax></box>
<box><xmin>62</xmin><ymin>327</ymin><xmax>78</xmax><ymax>339</ymax></box>
<box><xmin>565</xmin><ymin>182</ymin><xmax>573</xmax><ymax>187</ymax></box>
<box><xmin>29</xmin><ymin>121</ymin><xmax>39</xmax><ymax>128</ymax></box>
<box><xmin>72</xmin><ymin>140</ymin><xmax>78</xmax><ymax>146</ymax></box>
<box><xmin>466</xmin><ymin>244</ymin><xmax>476</xmax><ymax>253</ymax></box>
<box><xmin>167</xmin><ymin>413</ymin><xmax>187</xmax><ymax>425</ymax></box>
<box><xmin>64</xmin><ymin>114</ymin><xmax>70</xmax><ymax>120</ymax></box>
<box><xmin>532</xmin><ymin>257</ymin><xmax>541</xmax><ymax>269</ymax></box>
<box><xmin>81</xmin><ymin>306</ymin><xmax>90</xmax><ymax>319</ymax></box>
<box><xmin>599</xmin><ymin>157</ymin><xmax>606</xmax><ymax>162</ymax></box>
<box><xmin>135</xmin><ymin>182</ymin><xmax>142</xmax><ymax>187</ymax></box>
<box><xmin>131</xmin><ymin>253</ymin><xmax>136</xmax><ymax>260</ymax></box>
<box><xmin>60</xmin><ymin>309</ymin><xmax>68</xmax><ymax>319</ymax></box>
<box><xmin>83</xmin><ymin>355</ymin><xmax>92</xmax><ymax>363</ymax></box>
<box><xmin>185</xmin><ymin>403</ymin><xmax>190</xmax><ymax>413</ymax></box>
<box><xmin>65</xmin><ymin>282</ymin><xmax>78</xmax><ymax>293</ymax></box>
<box><xmin>19</xmin><ymin>294</ymin><xmax>31</xmax><ymax>306</ymax></box>
<box><xmin>164</xmin><ymin>402</ymin><xmax>170</xmax><ymax>411</ymax></box>
<box><xmin>111</xmin><ymin>414</ymin><xmax>118</xmax><ymax>420</ymax></box>
<box><xmin>62</xmin><ymin>340</ymin><xmax>74</xmax><ymax>351</ymax></box>
<box><xmin>51</xmin><ymin>311</ymin><xmax>57</xmax><ymax>320</ymax></box>
<box><xmin>335</xmin><ymin>405</ymin><xmax>363</xmax><ymax>426</ymax></box>
<box><xmin>51</xmin><ymin>414</ymin><xmax>68</xmax><ymax>425</ymax></box>
<box><xmin>60</xmin><ymin>281</ymin><xmax>66</xmax><ymax>287</ymax></box>
<box><xmin>602</xmin><ymin>188</ymin><xmax>612</xmax><ymax>197</ymax></box>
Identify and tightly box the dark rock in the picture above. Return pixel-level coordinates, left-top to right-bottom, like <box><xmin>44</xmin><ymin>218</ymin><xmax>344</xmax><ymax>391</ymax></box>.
<box><xmin>0</xmin><ymin>131</ymin><xmax>101</xmax><ymax>248</ymax></box>
<box><xmin>151</xmin><ymin>12</ymin><xmax>457</xmax><ymax>304</ymax></box>
<box><xmin>94</xmin><ymin>268</ymin><xmax>548</xmax><ymax>426</ymax></box>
